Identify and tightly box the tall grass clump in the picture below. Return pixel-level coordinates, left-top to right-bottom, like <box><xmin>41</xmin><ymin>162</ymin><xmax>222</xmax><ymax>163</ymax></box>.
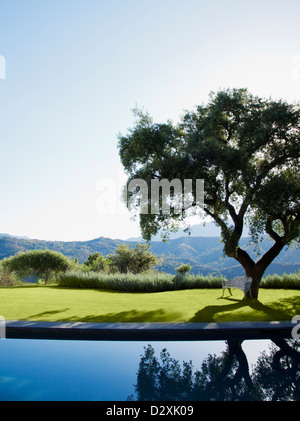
<box><xmin>58</xmin><ymin>271</ymin><xmax>174</xmax><ymax>292</ymax></box>
<box><xmin>173</xmin><ymin>273</ymin><xmax>223</xmax><ymax>290</ymax></box>
<box><xmin>260</xmin><ymin>271</ymin><xmax>300</xmax><ymax>289</ymax></box>
<box><xmin>58</xmin><ymin>270</ymin><xmax>300</xmax><ymax>292</ymax></box>
<box><xmin>58</xmin><ymin>271</ymin><xmax>225</xmax><ymax>292</ymax></box>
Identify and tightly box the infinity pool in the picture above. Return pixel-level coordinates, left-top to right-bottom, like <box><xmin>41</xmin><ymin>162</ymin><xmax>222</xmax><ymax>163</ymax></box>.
<box><xmin>1</xmin><ymin>337</ymin><xmax>298</xmax><ymax>401</ymax></box>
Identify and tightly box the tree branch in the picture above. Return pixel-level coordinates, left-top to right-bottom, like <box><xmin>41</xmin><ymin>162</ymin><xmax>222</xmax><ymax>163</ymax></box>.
<box><xmin>235</xmin><ymin>247</ymin><xmax>255</xmax><ymax>271</ymax></box>
<box><xmin>203</xmin><ymin>206</ymin><xmax>231</xmax><ymax>238</ymax></box>
<box><xmin>265</xmin><ymin>218</ymin><xmax>282</xmax><ymax>243</ymax></box>
<box><xmin>256</xmin><ymin>239</ymin><xmax>285</xmax><ymax>272</ymax></box>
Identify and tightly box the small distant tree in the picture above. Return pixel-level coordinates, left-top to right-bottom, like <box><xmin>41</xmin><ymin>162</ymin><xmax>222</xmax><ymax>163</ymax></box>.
<box><xmin>175</xmin><ymin>263</ymin><xmax>192</xmax><ymax>275</ymax></box>
<box><xmin>109</xmin><ymin>244</ymin><xmax>132</xmax><ymax>274</ymax></box>
<box><xmin>0</xmin><ymin>264</ymin><xmax>20</xmax><ymax>287</ymax></box>
<box><xmin>84</xmin><ymin>252</ymin><xmax>111</xmax><ymax>273</ymax></box>
<box><xmin>2</xmin><ymin>249</ymin><xmax>72</xmax><ymax>284</ymax></box>
<box><xmin>132</xmin><ymin>243</ymin><xmax>159</xmax><ymax>274</ymax></box>
<box><xmin>109</xmin><ymin>243</ymin><xmax>158</xmax><ymax>274</ymax></box>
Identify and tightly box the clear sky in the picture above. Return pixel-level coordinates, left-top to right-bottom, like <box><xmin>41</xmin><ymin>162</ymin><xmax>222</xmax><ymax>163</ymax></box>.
<box><xmin>0</xmin><ymin>0</ymin><xmax>299</xmax><ymax>241</ymax></box>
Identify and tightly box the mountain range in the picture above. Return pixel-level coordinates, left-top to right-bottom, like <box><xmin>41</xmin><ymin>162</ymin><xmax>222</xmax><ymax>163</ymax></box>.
<box><xmin>0</xmin><ymin>226</ymin><xmax>299</xmax><ymax>278</ymax></box>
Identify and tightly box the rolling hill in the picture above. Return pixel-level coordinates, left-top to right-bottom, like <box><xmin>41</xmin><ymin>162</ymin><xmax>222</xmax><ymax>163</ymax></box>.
<box><xmin>0</xmin><ymin>232</ymin><xmax>299</xmax><ymax>277</ymax></box>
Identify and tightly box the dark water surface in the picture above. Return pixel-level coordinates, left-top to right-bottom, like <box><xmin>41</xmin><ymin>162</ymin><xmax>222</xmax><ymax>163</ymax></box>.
<box><xmin>0</xmin><ymin>337</ymin><xmax>299</xmax><ymax>401</ymax></box>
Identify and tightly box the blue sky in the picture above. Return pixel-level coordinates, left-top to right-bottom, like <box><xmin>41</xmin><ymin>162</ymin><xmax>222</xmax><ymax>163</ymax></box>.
<box><xmin>0</xmin><ymin>0</ymin><xmax>299</xmax><ymax>241</ymax></box>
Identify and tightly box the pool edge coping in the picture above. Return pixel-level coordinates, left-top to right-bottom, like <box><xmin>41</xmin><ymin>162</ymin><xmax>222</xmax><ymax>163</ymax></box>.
<box><xmin>3</xmin><ymin>320</ymin><xmax>295</xmax><ymax>341</ymax></box>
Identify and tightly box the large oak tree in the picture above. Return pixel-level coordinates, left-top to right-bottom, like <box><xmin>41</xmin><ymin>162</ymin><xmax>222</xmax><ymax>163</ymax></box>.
<box><xmin>118</xmin><ymin>88</ymin><xmax>300</xmax><ymax>298</ymax></box>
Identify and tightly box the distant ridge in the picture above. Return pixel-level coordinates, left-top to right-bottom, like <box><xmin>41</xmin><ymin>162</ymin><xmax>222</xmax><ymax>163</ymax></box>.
<box><xmin>0</xmin><ymin>230</ymin><xmax>299</xmax><ymax>277</ymax></box>
<box><xmin>127</xmin><ymin>222</ymin><xmax>222</xmax><ymax>241</ymax></box>
<box><xmin>127</xmin><ymin>221</ymin><xmax>251</xmax><ymax>241</ymax></box>
<box><xmin>0</xmin><ymin>233</ymin><xmax>30</xmax><ymax>240</ymax></box>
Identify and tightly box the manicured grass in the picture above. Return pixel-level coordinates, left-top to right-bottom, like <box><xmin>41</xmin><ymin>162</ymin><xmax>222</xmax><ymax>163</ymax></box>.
<box><xmin>0</xmin><ymin>286</ymin><xmax>300</xmax><ymax>323</ymax></box>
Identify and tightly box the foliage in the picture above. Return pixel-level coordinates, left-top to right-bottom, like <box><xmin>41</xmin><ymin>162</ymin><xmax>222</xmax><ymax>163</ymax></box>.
<box><xmin>129</xmin><ymin>339</ymin><xmax>300</xmax><ymax>401</ymax></box>
<box><xmin>175</xmin><ymin>263</ymin><xmax>192</xmax><ymax>275</ymax></box>
<box><xmin>58</xmin><ymin>270</ymin><xmax>224</xmax><ymax>292</ymax></box>
<box><xmin>128</xmin><ymin>342</ymin><xmax>261</xmax><ymax>401</ymax></box>
<box><xmin>57</xmin><ymin>270</ymin><xmax>299</xmax><ymax>292</ymax></box>
<box><xmin>130</xmin><ymin>344</ymin><xmax>198</xmax><ymax>401</ymax></box>
<box><xmin>1</xmin><ymin>234</ymin><xmax>299</xmax><ymax>278</ymax></box>
<box><xmin>0</xmin><ymin>235</ymin><xmax>122</xmax><ymax>263</ymax></box>
<box><xmin>118</xmin><ymin>88</ymin><xmax>300</xmax><ymax>298</ymax></box>
<box><xmin>252</xmin><ymin>339</ymin><xmax>300</xmax><ymax>401</ymax></box>
<box><xmin>108</xmin><ymin>243</ymin><xmax>159</xmax><ymax>274</ymax></box>
<box><xmin>260</xmin><ymin>270</ymin><xmax>300</xmax><ymax>289</ymax></box>
<box><xmin>83</xmin><ymin>252</ymin><xmax>111</xmax><ymax>272</ymax></box>
<box><xmin>2</xmin><ymin>249</ymin><xmax>72</xmax><ymax>283</ymax></box>
<box><xmin>0</xmin><ymin>264</ymin><xmax>20</xmax><ymax>287</ymax></box>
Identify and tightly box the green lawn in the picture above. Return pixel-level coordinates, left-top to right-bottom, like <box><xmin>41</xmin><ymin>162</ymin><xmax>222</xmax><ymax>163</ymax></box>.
<box><xmin>1</xmin><ymin>285</ymin><xmax>300</xmax><ymax>323</ymax></box>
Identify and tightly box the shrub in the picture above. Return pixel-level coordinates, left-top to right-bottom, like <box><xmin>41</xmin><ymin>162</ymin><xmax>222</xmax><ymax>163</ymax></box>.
<box><xmin>175</xmin><ymin>264</ymin><xmax>192</xmax><ymax>275</ymax></box>
<box><xmin>260</xmin><ymin>271</ymin><xmax>300</xmax><ymax>289</ymax></box>
<box><xmin>0</xmin><ymin>265</ymin><xmax>20</xmax><ymax>287</ymax></box>
<box><xmin>83</xmin><ymin>252</ymin><xmax>111</xmax><ymax>273</ymax></box>
<box><xmin>108</xmin><ymin>243</ymin><xmax>158</xmax><ymax>274</ymax></box>
<box><xmin>58</xmin><ymin>270</ymin><xmax>225</xmax><ymax>292</ymax></box>
<box><xmin>2</xmin><ymin>249</ymin><xmax>73</xmax><ymax>283</ymax></box>
<box><xmin>57</xmin><ymin>270</ymin><xmax>300</xmax><ymax>293</ymax></box>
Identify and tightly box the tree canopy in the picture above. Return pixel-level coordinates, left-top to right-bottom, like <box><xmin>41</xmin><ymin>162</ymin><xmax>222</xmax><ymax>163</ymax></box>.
<box><xmin>129</xmin><ymin>340</ymin><xmax>300</xmax><ymax>401</ymax></box>
<box><xmin>2</xmin><ymin>249</ymin><xmax>72</xmax><ymax>283</ymax></box>
<box><xmin>118</xmin><ymin>88</ymin><xmax>300</xmax><ymax>298</ymax></box>
<box><xmin>84</xmin><ymin>252</ymin><xmax>111</xmax><ymax>273</ymax></box>
<box><xmin>109</xmin><ymin>243</ymin><xmax>158</xmax><ymax>274</ymax></box>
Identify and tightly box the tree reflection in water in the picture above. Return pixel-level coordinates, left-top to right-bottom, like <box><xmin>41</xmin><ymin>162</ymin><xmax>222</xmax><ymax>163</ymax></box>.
<box><xmin>128</xmin><ymin>339</ymin><xmax>300</xmax><ymax>401</ymax></box>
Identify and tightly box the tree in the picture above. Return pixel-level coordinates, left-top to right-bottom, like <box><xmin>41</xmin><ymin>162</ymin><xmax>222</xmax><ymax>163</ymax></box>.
<box><xmin>252</xmin><ymin>339</ymin><xmax>300</xmax><ymax>401</ymax></box>
<box><xmin>132</xmin><ymin>242</ymin><xmax>159</xmax><ymax>274</ymax></box>
<box><xmin>109</xmin><ymin>243</ymin><xmax>158</xmax><ymax>274</ymax></box>
<box><xmin>129</xmin><ymin>339</ymin><xmax>300</xmax><ymax>401</ymax></box>
<box><xmin>118</xmin><ymin>88</ymin><xmax>300</xmax><ymax>298</ymax></box>
<box><xmin>0</xmin><ymin>264</ymin><xmax>19</xmax><ymax>287</ymax></box>
<box><xmin>84</xmin><ymin>252</ymin><xmax>111</xmax><ymax>272</ymax></box>
<box><xmin>129</xmin><ymin>342</ymin><xmax>259</xmax><ymax>401</ymax></box>
<box><xmin>2</xmin><ymin>249</ymin><xmax>72</xmax><ymax>283</ymax></box>
<box><xmin>175</xmin><ymin>263</ymin><xmax>192</xmax><ymax>275</ymax></box>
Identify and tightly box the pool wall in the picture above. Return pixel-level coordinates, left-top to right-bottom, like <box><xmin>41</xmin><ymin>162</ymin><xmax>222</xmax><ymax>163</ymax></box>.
<box><xmin>4</xmin><ymin>320</ymin><xmax>295</xmax><ymax>341</ymax></box>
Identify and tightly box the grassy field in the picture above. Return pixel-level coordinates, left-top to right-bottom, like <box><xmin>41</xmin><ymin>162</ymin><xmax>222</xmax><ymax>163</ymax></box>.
<box><xmin>0</xmin><ymin>285</ymin><xmax>300</xmax><ymax>323</ymax></box>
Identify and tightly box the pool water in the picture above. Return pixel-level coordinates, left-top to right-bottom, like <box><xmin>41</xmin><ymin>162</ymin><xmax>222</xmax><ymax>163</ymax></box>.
<box><xmin>0</xmin><ymin>338</ymin><xmax>299</xmax><ymax>401</ymax></box>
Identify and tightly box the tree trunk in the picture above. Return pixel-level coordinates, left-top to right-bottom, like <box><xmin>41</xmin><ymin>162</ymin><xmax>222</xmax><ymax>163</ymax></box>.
<box><xmin>235</xmin><ymin>239</ymin><xmax>285</xmax><ymax>299</ymax></box>
<box><xmin>244</xmin><ymin>265</ymin><xmax>265</xmax><ymax>299</ymax></box>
